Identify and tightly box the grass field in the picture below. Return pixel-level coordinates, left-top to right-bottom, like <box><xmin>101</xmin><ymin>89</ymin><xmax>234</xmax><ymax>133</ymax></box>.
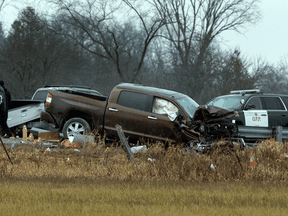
<box><xmin>0</xmin><ymin>180</ymin><xmax>287</xmax><ymax>216</ymax></box>
<box><xmin>0</xmin><ymin>138</ymin><xmax>287</xmax><ymax>215</ymax></box>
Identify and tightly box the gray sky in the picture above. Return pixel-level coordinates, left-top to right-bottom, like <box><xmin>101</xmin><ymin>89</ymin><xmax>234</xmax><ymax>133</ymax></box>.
<box><xmin>221</xmin><ymin>0</ymin><xmax>288</xmax><ymax>65</ymax></box>
<box><xmin>1</xmin><ymin>0</ymin><xmax>288</xmax><ymax>65</ymax></box>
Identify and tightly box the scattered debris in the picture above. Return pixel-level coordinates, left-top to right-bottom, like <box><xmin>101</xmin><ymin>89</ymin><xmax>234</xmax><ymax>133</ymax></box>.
<box><xmin>210</xmin><ymin>164</ymin><xmax>216</xmax><ymax>169</ymax></box>
<box><xmin>61</xmin><ymin>139</ymin><xmax>81</xmax><ymax>148</ymax></box>
<box><xmin>72</xmin><ymin>134</ymin><xmax>95</xmax><ymax>147</ymax></box>
<box><xmin>130</xmin><ymin>145</ymin><xmax>147</xmax><ymax>154</ymax></box>
<box><xmin>28</xmin><ymin>133</ymin><xmax>34</xmax><ymax>141</ymax></box>
<box><xmin>280</xmin><ymin>154</ymin><xmax>288</xmax><ymax>158</ymax></box>
<box><xmin>44</xmin><ymin>147</ymin><xmax>51</xmax><ymax>154</ymax></box>
<box><xmin>38</xmin><ymin>131</ymin><xmax>61</xmax><ymax>142</ymax></box>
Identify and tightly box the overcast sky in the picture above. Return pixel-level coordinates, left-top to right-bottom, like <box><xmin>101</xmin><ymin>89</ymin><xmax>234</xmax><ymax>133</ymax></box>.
<box><xmin>1</xmin><ymin>0</ymin><xmax>287</xmax><ymax>65</ymax></box>
<box><xmin>221</xmin><ymin>0</ymin><xmax>288</xmax><ymax>65</ymax></box>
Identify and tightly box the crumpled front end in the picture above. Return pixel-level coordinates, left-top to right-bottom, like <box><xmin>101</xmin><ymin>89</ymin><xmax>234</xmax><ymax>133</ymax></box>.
<box><xmin>180</xmin><ymin>105</ymin><xmax>237</xmax><ymax>152</ymax></box>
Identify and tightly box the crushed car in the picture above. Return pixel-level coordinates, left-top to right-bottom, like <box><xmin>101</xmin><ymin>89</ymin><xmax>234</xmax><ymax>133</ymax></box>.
<box><xmin>41</xmin><ymin>83</ymin><xmax>237</xmax><ymax>150</ymax></box>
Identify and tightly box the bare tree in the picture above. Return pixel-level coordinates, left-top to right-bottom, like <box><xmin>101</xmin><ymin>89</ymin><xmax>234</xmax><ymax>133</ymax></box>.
<box><xmin>0</xmin><ymin>0</ymin><xmax>10</xmax><ymax>12</ymax></box>
<box><xmin>150</xmin><ymin>0</ymin><xmax>261</xmax><ymax>101</ymax></box>
<box><xmin>46</xmin><ymin>0</ymin><xmax>167</xmax><ymax>82</ymax></box>
<box><xmin>253</xmin><ymin>58</ymin><xmax>288</xmax><ymax>94</ymax></box>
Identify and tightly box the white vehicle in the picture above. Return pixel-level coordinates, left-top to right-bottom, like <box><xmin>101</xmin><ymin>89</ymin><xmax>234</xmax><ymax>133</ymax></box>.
<box><xmin>207</xmin><ymin>89</ymin><xmax>288</xmax><ymax>128</ymax></box>
<box><xmin>7</xmin><ymin>85</ymin><xmax>102</xmax><ymax>133</ymax></box>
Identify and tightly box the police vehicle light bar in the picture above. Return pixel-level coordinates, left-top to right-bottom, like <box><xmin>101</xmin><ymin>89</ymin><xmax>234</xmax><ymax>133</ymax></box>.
<box><xmin>230</xmin><ymin>89</ymin><xmax>261</xmax><ymax>94</ymax></box>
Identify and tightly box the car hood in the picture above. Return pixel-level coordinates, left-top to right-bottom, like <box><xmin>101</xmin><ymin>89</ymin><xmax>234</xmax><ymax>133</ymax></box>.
<box><xmin>193</xmin><ymin>105</ymin><xmax>236</xmax><ymax>123</ymax></box>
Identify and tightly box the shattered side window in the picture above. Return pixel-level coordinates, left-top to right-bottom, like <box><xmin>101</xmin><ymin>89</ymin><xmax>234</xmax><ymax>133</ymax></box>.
<box><xmin>152</xmin><ymin>98</ymin><xmax>178</xmax><ymax>121</ymax></box>
<box><xmin>176</xmin><ymin>96</ymin><xmax>199</xmax><ymax>118</ymax></box>
<box><xmin>208</xmin><ymin>96</ymin><xmax>243</xmax><ymax>110</ymax></box>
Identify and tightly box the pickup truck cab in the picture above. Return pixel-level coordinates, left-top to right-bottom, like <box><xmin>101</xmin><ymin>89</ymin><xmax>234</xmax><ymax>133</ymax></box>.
<box><xmin>41</xmin><ymin>83</ymin><xmax>200</xmax><ymax>142</ymax></box>
<box><xmin>207</xmin><ymin>89</ymin><xmax>288</xmax><ymax>128</ymax></box>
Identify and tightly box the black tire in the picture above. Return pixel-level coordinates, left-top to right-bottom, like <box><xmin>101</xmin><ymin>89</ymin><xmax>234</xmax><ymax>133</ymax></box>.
<box><xmin>62</xmin><ymin>117</ymin><xmax>91</xmax><ymax>138</ymax></box>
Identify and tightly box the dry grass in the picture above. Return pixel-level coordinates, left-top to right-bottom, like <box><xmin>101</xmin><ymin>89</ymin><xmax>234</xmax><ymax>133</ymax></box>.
<box><xmin>0</xmin><ymin>137</ymin><xmax>287</xmax><ymax>215</ymax></box>
<box><xmin>0</xmin><ymin>138</ymin><xmax>288</xmax><ymax>182</ymax></box>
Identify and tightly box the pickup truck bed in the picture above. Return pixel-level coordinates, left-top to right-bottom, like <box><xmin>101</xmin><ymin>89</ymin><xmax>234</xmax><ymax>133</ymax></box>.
<box><xmin>7</xmin><ymin>85</ymin><xmax>103</xmax><ymax>134</ymax></box>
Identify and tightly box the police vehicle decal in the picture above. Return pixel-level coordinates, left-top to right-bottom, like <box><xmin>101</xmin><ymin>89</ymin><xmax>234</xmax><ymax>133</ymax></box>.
<box><xmin>243</xmin><ymin>110</ymin><xmax>268</xmax><ymax>127</ymax></box>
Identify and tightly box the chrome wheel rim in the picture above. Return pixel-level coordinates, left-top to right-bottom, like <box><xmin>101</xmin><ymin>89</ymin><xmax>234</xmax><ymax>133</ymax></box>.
<box><xmin>66</xmin><ymin>122</ymin><xmax>85</xmax><ymax>136</ymax></box>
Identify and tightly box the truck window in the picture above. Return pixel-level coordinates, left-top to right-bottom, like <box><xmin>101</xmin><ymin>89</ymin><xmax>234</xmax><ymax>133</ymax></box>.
<box><xmin>152</xmin><ymin>98</ymin><xmax>178</xmax><ymax>121</ymax></box>
<box><xmin>261</xmin><ymin>97</ymin><xmax>285</xmax><ymax>110</ymax></box>
<box><xmin>117</xmin><ymin>90</ymin><xmax>150</xmax><ymax>112</ymax></box>
<box><xmin>32</xmin><ymin>90</ymin><xmax>48</xmax><ymax>101</ymax></box>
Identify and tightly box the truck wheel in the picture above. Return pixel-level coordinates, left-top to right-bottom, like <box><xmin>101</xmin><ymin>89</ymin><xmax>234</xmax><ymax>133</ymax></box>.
<box><xmin>63</xmin><ymin>117</ymin><xmax>91</xmax><ymax>138</ymax></box>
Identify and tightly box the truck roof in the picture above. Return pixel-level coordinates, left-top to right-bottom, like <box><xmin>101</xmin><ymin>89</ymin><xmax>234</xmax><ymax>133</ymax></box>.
<box><xmin>116</xmin><ymin>83</ymin><xmax>187</xmax><ymax>99</ymax></box>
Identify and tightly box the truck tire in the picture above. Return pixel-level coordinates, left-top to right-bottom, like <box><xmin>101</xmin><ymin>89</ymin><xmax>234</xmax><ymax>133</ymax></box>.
<box><xmin>63</xmin><ymin>117</ymin><xmax>91</xmax><ymax>138</ymax></box>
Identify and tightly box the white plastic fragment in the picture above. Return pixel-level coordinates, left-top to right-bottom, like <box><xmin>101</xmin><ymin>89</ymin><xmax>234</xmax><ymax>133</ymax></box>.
<box><xmin>210</xmin><ymin>164</ymin><xmax>216</xmax><ymax>169</ymax></box>
<box><xmin>148</xmin><ymin>158</ymin><xmax>156</xmax><ymax>162</ymax></box>
<box><xmin>68</xmin><ymin>136</ymin><xmax>74</xmax><ymax>143</ymax></box>
<box><xmin>130</xmin><ymin>145</ymin><xmax>147</xmax><ymax>154</ymax></box>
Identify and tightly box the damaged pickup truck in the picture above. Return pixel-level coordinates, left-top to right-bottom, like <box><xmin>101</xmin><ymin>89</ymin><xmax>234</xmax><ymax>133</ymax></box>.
<box><xmin>41</xmin><ymin>83</ymin><xmax>237</xmax><ymax>147</ymax></box>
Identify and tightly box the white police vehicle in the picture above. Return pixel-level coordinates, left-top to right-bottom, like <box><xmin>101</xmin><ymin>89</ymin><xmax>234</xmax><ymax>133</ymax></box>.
<box><xmin>207</xmin><ymin>89</ymin><xmax>288</xmax><ymax>128</ymax></box>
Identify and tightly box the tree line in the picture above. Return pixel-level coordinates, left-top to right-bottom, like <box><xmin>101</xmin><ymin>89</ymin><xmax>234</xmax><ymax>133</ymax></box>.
<box><xmin>0</xmin><ymin>0</ymin><xmax>287</xmax><ymax>104</ymax></box>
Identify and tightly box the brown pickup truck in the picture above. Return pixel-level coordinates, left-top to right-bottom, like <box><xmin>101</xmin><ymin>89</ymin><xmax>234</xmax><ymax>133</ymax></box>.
<box><xmin>41</xmin><ymin>83</ymin><xmax>236</xmax><ymax>145</ymax></box>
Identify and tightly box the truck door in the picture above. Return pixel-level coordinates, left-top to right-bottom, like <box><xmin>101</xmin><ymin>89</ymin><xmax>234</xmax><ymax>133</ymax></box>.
<box><xmin>104</xmin><ymin>90</ymin><xmax>154</xmax><ymax>141</ymax></box>
<box><xmin>243</xmin><ymin>96</ymin><xmax>268</xmax><ymax>127</ymax></box>
<box><xmin>144</xmin><ymin>97</ymin><xmax>180</xmax><ymax>142</ymax></box>
<box><xmin>260</xmin><ymin>96</ymin><xmax>286</xmax><ymax>127</ymax></box>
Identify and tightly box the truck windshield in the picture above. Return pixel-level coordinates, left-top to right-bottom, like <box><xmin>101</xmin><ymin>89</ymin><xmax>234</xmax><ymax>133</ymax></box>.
<box><xmin>176</xmin><ymin>96</ymin><xmax>199</xmax><ymax>118</ymax></box>
<box><xmin>208</xmin><ymin>96</ymin><xmax>243</xmax><ymax>110</ymax></box>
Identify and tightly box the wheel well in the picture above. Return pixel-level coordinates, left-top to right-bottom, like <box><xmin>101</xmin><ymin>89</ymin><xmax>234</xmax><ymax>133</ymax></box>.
<box><xmin>60</xmin><ymin>110</ymin><xmax>93</xmax><ymax>130</ymax></box>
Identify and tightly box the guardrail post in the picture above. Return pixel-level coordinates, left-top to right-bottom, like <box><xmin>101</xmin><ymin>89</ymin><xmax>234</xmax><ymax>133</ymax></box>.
<box><xmin>275</xmin><ymin>126</ymin><xmax>283</xmax><ymax>142</ymax></box>
<box><xmin>115</xmin><ymin>124</ymin><xmax>134</xmax><ymax>162</ymax></box>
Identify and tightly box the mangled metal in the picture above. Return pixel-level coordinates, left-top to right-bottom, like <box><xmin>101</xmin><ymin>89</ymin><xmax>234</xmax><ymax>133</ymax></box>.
<box><xmin>179</xmin><ymin>105</ymin><xmax>237</xmax><ymax>151</ymax></box>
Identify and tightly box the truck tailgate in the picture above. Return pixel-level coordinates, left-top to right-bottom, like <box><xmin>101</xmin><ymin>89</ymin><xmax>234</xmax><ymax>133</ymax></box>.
<box><xmin>7</xmin><ymin>101</ymin><xmax>45</xmax><ymax>127</ymax></box>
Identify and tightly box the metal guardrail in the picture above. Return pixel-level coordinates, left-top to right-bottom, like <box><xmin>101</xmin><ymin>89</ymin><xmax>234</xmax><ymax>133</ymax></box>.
<box><xmin>237</xmin><ymin>125</ymin><xmax>288</xmax><ymax>142</ymax></box>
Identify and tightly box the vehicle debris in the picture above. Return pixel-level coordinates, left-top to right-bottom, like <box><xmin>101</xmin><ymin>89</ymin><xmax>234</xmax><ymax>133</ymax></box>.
<box><xmin>179</xmin><ymin>105</ymin><xmax>237</xmax><ymax>151</ymax></box>
<box><xmin>130</xmin><ymin>145</ymin><xmax>147</xmax><ymax>154</ymax></box>
<box><xmin>61</xmin><ymin>139</ymin><xmax>81</xmax><ymax>148</ymax></box>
